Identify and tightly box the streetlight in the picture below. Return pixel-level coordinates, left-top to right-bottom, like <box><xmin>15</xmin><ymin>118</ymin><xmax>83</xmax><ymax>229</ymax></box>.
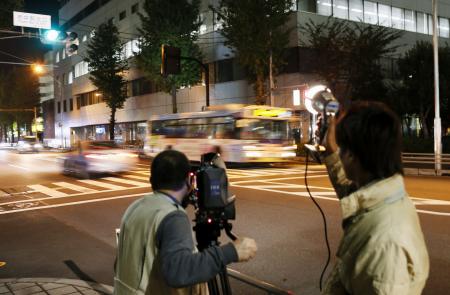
<box><xmin>32</xmin><ymin>63</ymin><xmax>45</xmax><ymax>75</ymax></box>
<box><xmin>432</xmin><ymin>0</ymin><xmax>442</xmax><ymax>175</ymax></box>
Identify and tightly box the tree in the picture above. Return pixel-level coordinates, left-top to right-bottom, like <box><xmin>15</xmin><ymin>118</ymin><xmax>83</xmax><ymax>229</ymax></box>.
<box><xmin>0</xmin><ymin>0</ymin><xmax>23</xmax><ymax>28</ymax></box>
<box><xmin>137</xmin><ymin>0</ymin><xmax>202</xmax><ymax>113</ymax></box>
<box><xmin>215</xmin><ymin>0</ymin><xmax>294</xmax><ymax>104</ymax></box>
<box><xmin>397</xmin><ymin>41</ymin><xmax>450</xmax><ymax>138</ymax></box>
<box><xmin>299</xmin><ymin>18</ymin><xmax>402</xmax><ymax>106</ymax></box>
<box><xmin>85</xmin><ymin>22</ymin><xmax>128</xmax><ymax>141</ymax></box>
<box><xmin>0</xmin><ymin>67</ymin><xmax>40</xmax><ymax>142</ymax></box>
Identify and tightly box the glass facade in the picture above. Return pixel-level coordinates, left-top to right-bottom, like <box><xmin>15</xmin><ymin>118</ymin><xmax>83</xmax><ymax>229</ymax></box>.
<box><xmin>311</xmin><ymin>0</ymin><xmax>450</xmax><ymax>38</ymax></box>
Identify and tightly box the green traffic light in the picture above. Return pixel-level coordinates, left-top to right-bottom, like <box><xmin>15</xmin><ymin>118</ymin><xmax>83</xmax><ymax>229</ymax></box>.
<box><xmin>44</xmin><ymin>30</ymin><xmax>60</xmax><ymax>41</ymax></box>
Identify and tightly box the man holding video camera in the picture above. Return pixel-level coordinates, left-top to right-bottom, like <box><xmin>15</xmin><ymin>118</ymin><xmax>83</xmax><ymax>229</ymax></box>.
<box><xmin>114</xmin><ymin>150</ymin><xmax>257</xmax><ymax>295</ymax></box>
<box><xmin>319</xmin><ymin>101</ymin><xmax>429</xmax><ymax>294</ymax></box>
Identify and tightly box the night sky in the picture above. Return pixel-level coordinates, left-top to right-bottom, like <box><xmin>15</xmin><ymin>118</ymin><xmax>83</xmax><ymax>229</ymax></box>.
<box><xmin>0</xmin><ymin>0</ymin><xmax>59</xmax><ymax>69</ymax></box>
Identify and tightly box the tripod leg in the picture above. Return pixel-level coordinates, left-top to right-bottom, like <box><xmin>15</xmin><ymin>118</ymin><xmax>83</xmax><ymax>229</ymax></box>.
<box><xmin>218</xmin><ymin>269</ymin><xmax>232</xmax><ymax>295</ymax></box>
<box><xmin>208</xmin><ymin>276</ymin><xmax>220</xmax><ymax>295</ymax></box>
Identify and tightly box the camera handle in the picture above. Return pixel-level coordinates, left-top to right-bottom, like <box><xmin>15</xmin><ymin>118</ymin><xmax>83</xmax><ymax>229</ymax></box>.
<box><xmin>224</xmin><ymin>221</ymin><xmax>237</xmax><ymax>241</ymax></box>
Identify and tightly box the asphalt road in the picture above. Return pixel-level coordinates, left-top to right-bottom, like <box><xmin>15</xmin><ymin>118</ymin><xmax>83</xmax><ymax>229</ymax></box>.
<box><xmin>0</xmin><ymin>149</ymin><xmax>449</xmax><ymax>294</ymax></box>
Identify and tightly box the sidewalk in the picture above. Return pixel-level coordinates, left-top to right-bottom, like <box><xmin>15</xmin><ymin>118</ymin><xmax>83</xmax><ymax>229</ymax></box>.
<box><xmin>0</xmin><ymin>278</ymin><xmax>113</xmax><ymax>295</ymax></box>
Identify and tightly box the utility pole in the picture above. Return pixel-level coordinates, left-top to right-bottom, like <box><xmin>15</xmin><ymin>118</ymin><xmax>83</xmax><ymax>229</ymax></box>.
<box><xmin>432</xmin><ymin>0</ymin><xmax>442</xmax><ymax>175</ymax></box>
<box><xmin>269</xmin><ymin>31</ymin><xmax>274</xmax><ymax>107</ymax></box>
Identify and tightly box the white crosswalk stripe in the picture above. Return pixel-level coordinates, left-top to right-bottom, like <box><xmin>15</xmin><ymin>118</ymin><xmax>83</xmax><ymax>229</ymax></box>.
<box><xmin>28</xmin><ymin>184</ymin><xmax>68</xmax><ymax>198</ymax></box>
<box><xmin>77</xmin><ymin>179</ymin><xmax>126</xmax><ymax>190</ymax></box>
<box><xmin>103</xmin><ymin>177</ymin><xmax>149</xmax><ymax>187</ymax></box>
<box><xmin>123</xmin><ymin>174</ymin><xmax>149</xmax><ymax>181</ymax></box>
<box><xmin>53</xmin><ymin>182</ymin><xmax>97</xmax><ymax>193</ymax></box>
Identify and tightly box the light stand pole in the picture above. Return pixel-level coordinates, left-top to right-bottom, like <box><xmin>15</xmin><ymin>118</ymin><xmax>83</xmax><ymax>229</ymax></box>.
<box><xmin>432</xmin><ymin>0</ymin><xmax>442</xmax><ymax>175</ymax></box>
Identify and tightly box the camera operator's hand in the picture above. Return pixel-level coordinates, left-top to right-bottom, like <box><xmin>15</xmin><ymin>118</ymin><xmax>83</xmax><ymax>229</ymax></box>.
<box><xmin>233</xmin><ymin>237</ymin><xmax>257</xmax><ymax>262</ymax></box>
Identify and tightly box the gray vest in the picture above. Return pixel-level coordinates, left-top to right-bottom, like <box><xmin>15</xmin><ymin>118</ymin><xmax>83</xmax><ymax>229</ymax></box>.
<box><xmin>114</xmin><ymin>192</ymin><xmax>208</xmax><ymax>295</ymax></box>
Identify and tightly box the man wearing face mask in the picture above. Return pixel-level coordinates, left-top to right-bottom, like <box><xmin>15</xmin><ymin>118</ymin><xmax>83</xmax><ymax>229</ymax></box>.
<box><xmin>114</xmin><ymin>149</ymin><xmax>257</xmax><ymax>295</ymax></box>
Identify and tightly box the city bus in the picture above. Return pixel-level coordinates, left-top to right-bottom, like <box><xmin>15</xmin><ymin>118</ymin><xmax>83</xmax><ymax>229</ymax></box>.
<box><xmin>143</xmin><ymin>105</ymin><xmax>297</xmax><ymax>163</ymax></box>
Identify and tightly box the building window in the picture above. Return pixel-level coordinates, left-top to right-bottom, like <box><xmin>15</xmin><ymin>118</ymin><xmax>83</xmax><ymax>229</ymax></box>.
<box><xmin>378</xmin><ymin>4</ymin><xmax>391</xmax><ymax>27</ymax></box>
<box><xmin>68</xmin><ymin>71</ymin><xmax>73</xmax><ymax>84</ymax></box>
<box><xmin>333</xmin><ymin>0</ymin><xmax>348</xmax><ymax>20</ymax></box>
<box><xmin>416</xmin><ymin>12</ymin><xmax>428</xmax><ymax>34</ymax></box>
<box><xmin>317</xmin><ymin>0</ymin><xmax>332</xmax><ymax>16</ymax></box>
<box><xmin>55</xmin><ymin>51</ymin><xmax>60</xmax><ymax>63</ymax></box>
<box><xmin>428</xmin><ymin>14</ymin><xmax>433</xmax><ymax>35</ymax></box>
<box><xmin>363</xmin><ymin>1</ymin><xmax>377</xmax><ymax>25</ymax></box>
<box><xmin>82</xmin><ymin>35</ymin><xmax>87</xmax><ymax>42</ymax></box>
<box><xmin>119</xmin><ymin>10</ymin><xmax>126</xmax><ymax>20</ymax></box>
<box><xmin>62</xmin><ymin>49</ymin><xmax>66</xmax><ymax>59</ymax></box>
<box><xmin>439</xmin><ymin>17</ymin><xmax>450</xmax><ymax>38</ymax></box>
<box><xmin>76</xmin><ymin>96</ymin><xmax>81</xmax><ymax>109</ymax></box>
<box><xmin>63</xmin><ymin>100</ymin><xmax>67</xmax><ymax>112</ymax></box>
<box><xmin>404</xmin><ymin>9</ymin><xmax>416</xmax><ymax>32</ymax></box>
<box><xmin>57</xmin><ymin>101</ymin><xmax>61</xmax><ymax>113</ymax></box>
<box><xmin>131</xmin><ymin>3</ymin><xmax>138</xmax><ymax>13</ymax></box>
<box><xmin>69</xmin><ymin>98</ymin><xmax>73</xmax><ymax>111</ymax></box>
<box><xmin>391</xmin><ymin>7</ymin><xmax>404</xmax><ymax>30</ymax></box>
<box><xmin>349</xmin><ymin>0</ymin><xmax>363</xmax><ymax>22</ymax></box>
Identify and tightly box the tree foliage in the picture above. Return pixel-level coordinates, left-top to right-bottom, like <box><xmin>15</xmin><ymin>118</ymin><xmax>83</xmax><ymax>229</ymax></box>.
<box><xmin>299</xmin><ymin>18</ymin><xmax>402</xmax><ymax>106</ymax></box>
<box><xmin>0</xmin><ymin>67</ymin><xmax>39</xmax><ymax>142</ymax></box>
<box><xmin>85</xmin><ymin>22</ymin><xmax>128</xmax><ymax>140</ymax></box>
<box><xmin>0</xmin><ymin>0</ymin><xmax>23</xmax><ymax>28</ymax></box>
<box><xmin>137</xmin><ymin>0</ymin><xmax>202</xmax><ymax>113</ymax></box>
<box><xmin>397</xmin><ymin>41</ymin><xmax>450</xmax><ymax>138</ymax></box>
<box><xmin>215</xmin><ymin>0</ymin><xmax>294</xmax><ymax>104</ymax></box>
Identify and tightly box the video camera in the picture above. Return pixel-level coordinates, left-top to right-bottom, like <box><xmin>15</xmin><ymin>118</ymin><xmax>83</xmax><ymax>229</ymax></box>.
<box><xmin>189</xmin><ymin>152</ymin><xmax>236</xmax><ymax>250</ymax></box>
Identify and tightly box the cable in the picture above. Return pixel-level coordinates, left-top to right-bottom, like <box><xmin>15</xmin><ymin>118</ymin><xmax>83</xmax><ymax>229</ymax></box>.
<box><xmin>0</xmin><ymin>49</ymin><xmax>34</xmax><ymax>64</ymax></box>
<box><xmin>304</xmin><ymin>150</ymin><xmax>331</xmax><ymax>292</ymax></box>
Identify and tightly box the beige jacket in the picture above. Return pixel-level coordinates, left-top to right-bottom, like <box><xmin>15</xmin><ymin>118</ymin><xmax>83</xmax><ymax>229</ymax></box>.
<box><xmin>322</xmin><ymin>153</ymin><xmax>429</xmax><ymax>295</ymax></box>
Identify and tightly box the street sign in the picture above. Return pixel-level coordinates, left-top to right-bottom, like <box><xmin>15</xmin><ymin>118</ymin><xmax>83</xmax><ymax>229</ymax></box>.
<box><xmin>13</xmin><ymin>11</ymin><xmax>51</xmax><ymax>29</ymax></box>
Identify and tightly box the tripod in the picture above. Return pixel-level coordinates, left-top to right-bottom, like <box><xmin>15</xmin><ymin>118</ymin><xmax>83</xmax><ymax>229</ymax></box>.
<box><xmin>194</xmin><ymin>218</ymin><xmax>236</xmax><ymax>295</ymax></box>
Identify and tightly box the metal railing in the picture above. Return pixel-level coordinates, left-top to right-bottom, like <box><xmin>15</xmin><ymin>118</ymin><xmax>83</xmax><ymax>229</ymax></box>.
<box><xmin>402</xmin><ymin>153</ymin><xmax>450</xmax><ymax>175</ymax></box>
<box><xmin>227</xmin><ymin>268</ymin><xmax>294</xmax><ymax>295</ymax></box>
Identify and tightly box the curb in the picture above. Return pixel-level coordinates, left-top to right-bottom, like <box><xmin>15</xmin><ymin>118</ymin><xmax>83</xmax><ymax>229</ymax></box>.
<box><xmin>0</xmin><ymin>278</ymin><xmax>113</xmax><ymax>295</ymax></box>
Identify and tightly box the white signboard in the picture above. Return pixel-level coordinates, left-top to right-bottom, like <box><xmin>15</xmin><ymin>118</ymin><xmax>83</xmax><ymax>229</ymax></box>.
<box><xmin>13</xmin><ymin>11</ymin><xmax>51</xmax><ymax>29</ymax></box>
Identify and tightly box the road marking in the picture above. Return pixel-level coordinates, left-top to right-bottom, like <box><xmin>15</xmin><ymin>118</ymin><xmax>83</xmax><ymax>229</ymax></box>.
<box><xmin>0</xmin><ymin>192</ymin><xmax>147</xmax><ymax>215</ymax></box>
<box><xmin>27</xmin><ymin>184</ymin><xmax>67</xmax><ymax>198</ymax></box>
<box><xmin>53</xmin><ymin>182</ymin><xmax>97</xmax><ymax>193</ymax></box>
<box><xmin>129</xmin><ymin>170</ymin><xmax>150</xmax><ymax>176</ymax></box>
<box><xmin>8</xmin><ymin>164</ymin><xmax>30</xmax><ymax>171</ymax></box>
<box><xmin>77</xmin><ymin>179</ymin><xmax>126</xmax><ymax>190</ymax></box>
<box><xmin>123</xmin><ymin>174</ymin><xmax>149</xmax><ymax>181</ymax></box>
<box><xmin>230</xmin><ymin>174</ymin><xmax>327</xmax><ymax>185</ymax></box>
<box><xmin>232</xmin><ymin>183</ymin><xmax>450</xmax><ymax>217</ymax></box>
<box><xmin>103</xmin><ymin>177</ymin><xmax>149</xmax><ymax>187</ymax></box>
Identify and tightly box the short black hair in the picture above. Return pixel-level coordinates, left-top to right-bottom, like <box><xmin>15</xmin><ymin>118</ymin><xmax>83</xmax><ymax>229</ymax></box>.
<box><xmin>150</xmin><ymin>150</ymin><xmax>190</xmax><ymax>191</ymax></box>
<box><xmin>335</xmin><ymin>101</ymin><xmax>403</xmax><ymax>179</ymax></box>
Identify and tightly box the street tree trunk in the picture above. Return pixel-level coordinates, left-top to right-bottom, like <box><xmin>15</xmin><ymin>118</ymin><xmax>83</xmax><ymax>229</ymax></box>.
<box><xmin>109</xmin><ymin>107</ymin><xmax>116</xmax><ymax>141</ymax></box>
<box><xmin>171</xmin><ymin>86</ymin><xmax>177</xmax><ymax>114</ymax></box>
<box><xmin>255</xmin><ymin>72</ymin><xmax>266</xmax><ymax>105</ymax></box>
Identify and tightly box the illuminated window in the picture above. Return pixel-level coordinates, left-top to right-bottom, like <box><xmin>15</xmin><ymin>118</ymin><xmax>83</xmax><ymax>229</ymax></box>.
<box><xmin>378</xmin><ymin>4</ymin><xmax>391</xmax><ymax>27</ymax></box>
<box><xmin>416</xmin><ymin>12</ymin><xmax>428</xmax><ymax>34</ymax></box>
<box><xmin>55</xmin><ymin>51</ymin><xmax>60</xmax><ymax>63</ymax></box>
<box><xmin>349</xmin><ymin>0</ymin><xmax>363</xmax><ymax>22</ymax></box>
<box><xmin>317</xmin><ymin>0</ymin><xmax>332</xmax><ymax>16</ymax></box>
<box><xmin>334</xmin><ymin>0</ymin><xmax>349</xmax><ymax>19</ymax></box>
<box><xmin>391</xmin><ymin>7</ymin><xmax>404</xmax><ymax>30</ymax></box>
<box><xmin>68</xmin><ymin>71</ymin><xmax>73</xmax><ymax>84</ymax></box>
<box><xmin>404</xmin><ymin>9</ymin><xmax>416</xmax><ymax>32</ymax></box>
<box><xmin>439</xmin><ymin>17</ymin><xmax>449</xmax><ymax>38</ymax></box>
<box><xmin>428</xmin><ymin>14</ymin><xmax>433</xmax><ymax>35</ymax></box>
<box><xmin>363</xmin><ymin>1</ymin><xmax>377</xmax><ymax>25</ymax></box>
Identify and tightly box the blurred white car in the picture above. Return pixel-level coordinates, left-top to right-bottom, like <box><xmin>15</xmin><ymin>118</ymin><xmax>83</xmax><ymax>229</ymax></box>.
<box><xmin>62</xmin><ymin>141</ymin><xmax>138</xmax><ymax>178</ymax></box>
<box><xmin>17</xmin><ymin>137</ymin><xmax>43</xmax><ymax>153</ymax></box>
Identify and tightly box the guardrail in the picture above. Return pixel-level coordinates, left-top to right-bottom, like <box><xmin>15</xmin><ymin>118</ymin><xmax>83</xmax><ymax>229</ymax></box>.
<box><xmin>402</xmin><ymin>153</ymin><xmax>450</xmax><ymax>176</ymax></box>
<box><xmin>227</xmin><ymin>268</ymin><xmax>294</xmax><ymax>295</ymax></box>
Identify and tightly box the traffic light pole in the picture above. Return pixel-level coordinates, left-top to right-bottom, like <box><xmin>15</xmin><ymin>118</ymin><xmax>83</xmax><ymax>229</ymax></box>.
<box><xmin>180</xmin><ymin>56</ymin><xmax>210</xmax><ymax>107</ymax></box>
